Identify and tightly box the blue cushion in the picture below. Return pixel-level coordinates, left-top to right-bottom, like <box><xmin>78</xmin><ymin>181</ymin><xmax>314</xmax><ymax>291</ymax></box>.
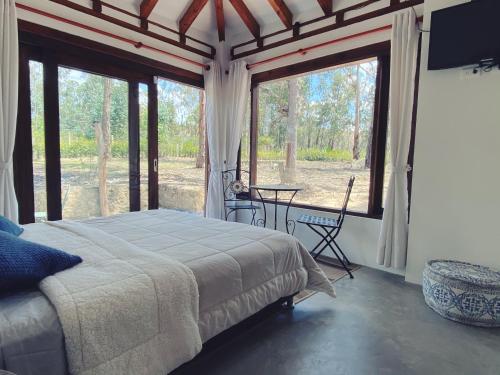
<box><xmin>0</xmin><ymin>215</ymin><xmax>24</xmax><ymax>236</ymax></box>
<box><xmin>0</xmin><ymin>231</ymin><xmax>82</xmax><ymax>294</ymax></box>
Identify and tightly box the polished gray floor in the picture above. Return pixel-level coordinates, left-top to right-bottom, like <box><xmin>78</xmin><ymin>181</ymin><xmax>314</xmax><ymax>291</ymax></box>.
<box><xmin>174</xmin><ymin>267</ymin><xmax>500</xmax><ymax>375</ymax></box>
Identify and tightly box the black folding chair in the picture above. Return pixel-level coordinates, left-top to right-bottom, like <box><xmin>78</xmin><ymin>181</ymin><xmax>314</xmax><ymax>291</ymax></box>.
<box><xmin>221</xmin><ymin>169</ymin><xmax>260</xmax><ymax>225</ymax></box>
<box><xmin>297</xmin><ymin>176</ymin><xmax>355</xmax><ymax>278</ymax></box>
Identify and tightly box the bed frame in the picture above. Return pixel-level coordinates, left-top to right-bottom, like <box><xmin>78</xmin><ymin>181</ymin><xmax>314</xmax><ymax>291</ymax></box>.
<box><xmin>172</xmin><ymin>294</ymin><xmax>297</xmax><ymax>374</ymax></box>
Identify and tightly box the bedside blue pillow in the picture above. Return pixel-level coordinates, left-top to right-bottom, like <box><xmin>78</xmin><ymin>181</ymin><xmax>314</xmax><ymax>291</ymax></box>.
<box><xmin>0</xmin><ymin>215</ymin><xmax>24</xmax><ymax>236</ymax></box>
<box><xmin>0</xmin><ymin>231</ymin><xmax>82</xmax><ymax>294</ymax></box>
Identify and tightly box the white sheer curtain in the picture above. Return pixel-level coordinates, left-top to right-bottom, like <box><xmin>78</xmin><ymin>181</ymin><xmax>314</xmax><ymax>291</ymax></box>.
<box><xmin>377</xmin><ymin>9</ymin><xmax>418</xmax><ymax>268</ymax></box>
<box><xmin>204</xmin><ymin>60</ymin><xmax>250</xmax><ymax>220</ymax></box>
<box><xmin>204</xmin><ymin>61</ymin><xmax>226</xmax><ymax>219</ymax></box>
<box><xmin>225</xmin><ymin>60</ymin><xmax>250</xmax><ymax>170</ymax></box>
<box><xmin>0</xmin><ymin>0</ymin><xmax>19</xmax><ymax>222</ymax></box>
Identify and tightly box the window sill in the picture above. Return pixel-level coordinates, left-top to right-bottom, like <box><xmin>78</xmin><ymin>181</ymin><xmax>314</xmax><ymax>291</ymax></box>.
<box><xmin>252</xmin><ymin>198</ymin><xmax>383</xmax><ymax>220</ymax></box>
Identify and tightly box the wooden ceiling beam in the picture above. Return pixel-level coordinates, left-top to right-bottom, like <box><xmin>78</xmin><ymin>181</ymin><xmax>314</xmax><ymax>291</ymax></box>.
<box><xmin>214</xmin><ymin>0</ymin><xmax>225</xmax><ymax>41</ymax></box>
<box><xmin>317</xmin><ymin>0</ymin><xmax>332</xmax><ymax>15</ymax></box>
<box><xmin>232</xmin><ymin>0</ymin><xmax>423</xmax><ymax>60</ymax></box>
<box><xmin>49</xmin><ymin>0</ymin><xmax>214</xmax><ymax>59</ymax></box>
<box><xmin>229</xmin><ymin>0</ymin><xmax>260</xmax><ymax>40</ymax></box>
<box><xmin>140</xmin><ymin>0</ymin><xmax>159</xmax><ymax>19</ymax></box>
<box><xmin>267</xmin><ymin>0</ymin><xmax>293</xmax><ymax>29</ymax></box>
<box><xmin>179</xmin><ymin>0</ymin><xmax>209</xmax><ymax>36</ymax></box>
<box><xmin>92</xmin><ymin>0</ymin><xmax>102</xmax><ymax>13</ymax></box>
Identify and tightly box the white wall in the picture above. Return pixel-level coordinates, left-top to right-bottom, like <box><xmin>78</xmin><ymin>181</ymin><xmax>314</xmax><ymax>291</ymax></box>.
<box><xmin>405</xmin><ymin>0</ymin><xmax>500</xmax><ymax>283</ymax></box>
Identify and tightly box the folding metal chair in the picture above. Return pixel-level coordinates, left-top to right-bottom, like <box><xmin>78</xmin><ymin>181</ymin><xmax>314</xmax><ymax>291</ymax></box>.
<box><xmin>297</xmin><ymin>176</ymin><xmax>355</xmax><ymax>278</ymax></box>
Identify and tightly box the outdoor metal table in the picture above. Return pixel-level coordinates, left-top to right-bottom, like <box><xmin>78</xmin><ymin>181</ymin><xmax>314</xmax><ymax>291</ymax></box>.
<box><xmin>250</xmin><ymin>184</ymin><xmax>303</xmax><ymax>234</ymax></box>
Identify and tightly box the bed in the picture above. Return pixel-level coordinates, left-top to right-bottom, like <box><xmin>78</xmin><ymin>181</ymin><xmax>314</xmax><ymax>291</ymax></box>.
<box><xmin>0</xmin><ymin>209</ymin><xmax>335</xmax><ymax>375</ymax></box>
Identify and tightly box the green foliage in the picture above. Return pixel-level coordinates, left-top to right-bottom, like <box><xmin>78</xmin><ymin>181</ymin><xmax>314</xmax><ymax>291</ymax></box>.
<box><xmin>255</xmin><ymin>60</ymin><xmax>378</xmax><ymax>160</ymax></box>
<box><xmin>258</xmin><ymin>148</ymin><xmax>353</xmax><ymax>162</ymax></box>
<box><xmin>29</xmin><ymin>69</ymin><xmax>204</xmax><ymax>160</ymax></box>
<box><xmin>59</xmin><ymin>137</ymin><xmax>95</xmax><ymax>158</ymax></box>
<box><xmin>29</xmin><ymin>59</ymin><xmax>378</xmax><ymax>165</ymax></box>
<box><xmin>297</xmin><ymin>148</ymin><xmax>353</xmax><ymax>162</ymax></box>
<box><xmin>111</xmin><ymin>140</ymin><xmax>128</xmax><ymax>158</ymax></box>
<box><xmin>158</xmin><ymin>137</ymin><xmax>198</xmax><ymax>158</ymax></box>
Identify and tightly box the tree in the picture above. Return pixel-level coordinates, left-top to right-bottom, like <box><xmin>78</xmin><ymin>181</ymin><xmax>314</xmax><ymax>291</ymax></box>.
<box><xmin>352</xmin><ymin>65</ymin><xmax>361</xmax><ymax>160</ymax></box>
<box><xmin>284</xmin><ymin>78</ymin><xmax>298</xmax><ymax>182</ymax></box>
<box><xmin>365</xmin><ymin>131</ymin><xmax>373</xmax><ymax>169</ymax></box>
<box><xmin>196</xmin><ymin>91</ymin><xmax>205</xmax><ymax>168</ymax></box>
<box><xmin>96</xmin><ymin>77</ymin><xmax>112</xmax><ymax>216</ymax></box>
<box><xmin>362</xmin><ymin>61</ymin><xmax>378</xmax><ymax>168</ymax></box>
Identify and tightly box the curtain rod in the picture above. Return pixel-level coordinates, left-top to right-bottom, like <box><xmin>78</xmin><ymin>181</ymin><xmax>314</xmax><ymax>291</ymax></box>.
<box><xmin>246</xmin><ymin>24</ymin><xmax>392</xmax><ymax>70</ymax></box>
<box><xmin>246</xmin><ymin>16</ymin><xmax>422</xmax><ymax>70</ymax></box>
<box><xmin>15</xmin><ymin>3</ymin><xmax>211</xmax><ymax>71</ymax></box>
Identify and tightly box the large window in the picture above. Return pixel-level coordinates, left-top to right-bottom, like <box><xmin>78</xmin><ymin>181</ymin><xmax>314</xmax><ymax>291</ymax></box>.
<box><xmin>246</xmin><ymin>48</ymin><xmax>391</xmax><ymax>217</ymax></box>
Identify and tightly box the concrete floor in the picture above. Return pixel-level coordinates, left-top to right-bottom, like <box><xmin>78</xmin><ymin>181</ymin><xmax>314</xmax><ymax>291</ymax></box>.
<box><xmin>174</xmin><ymin>267</ymin><xmax>500</xmax><ymax>375</ymax></box>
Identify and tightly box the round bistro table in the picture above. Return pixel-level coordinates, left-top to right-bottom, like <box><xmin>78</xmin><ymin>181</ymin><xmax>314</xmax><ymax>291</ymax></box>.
<box><xmin>250</xmin><ymin>184</ymin><xmax>303</xmax><ymax>234</ymax></box>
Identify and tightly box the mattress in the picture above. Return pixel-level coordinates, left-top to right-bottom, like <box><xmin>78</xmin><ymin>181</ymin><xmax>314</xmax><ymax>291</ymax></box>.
<box><xmin>82</xmin><ymin>210</ymin><xmax>333</xmax><ymax>341</ymax></box>
<box><xmin>1</xmin><ymin>209</ymin><xmax>333</xmax><ymax>374</ymax></box>
<box><xmin>0</xmin><ymin>290</ymin><xmax>66</xmax><ymax>375</ymax></box>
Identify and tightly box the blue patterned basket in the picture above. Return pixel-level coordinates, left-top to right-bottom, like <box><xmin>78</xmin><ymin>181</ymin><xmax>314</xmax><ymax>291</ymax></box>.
<box><xmin>423</xmin><ymin>260</ymin><xmax>500</xmax><ymax>327</ymax></box>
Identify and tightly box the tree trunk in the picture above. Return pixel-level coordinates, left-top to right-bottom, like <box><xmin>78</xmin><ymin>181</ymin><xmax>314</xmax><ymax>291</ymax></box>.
<box><xmin>352</xmin><ymin>65</ymin><xmax>361</xmax><ymax>160</ymax></box>
<box><xmin>314</xmin><ymin>128</ymin><xmax>322</xmax><ymax>149</ymax></box>
<box><xmin>196</xmin><ymin>91</ymin><xmax>205</xmax><ymax>169</ymax></box>
<box><xmin>284</xmin><ymin>78</ymin><xmax>298</xmax><ymax>183</ymax></box>
<box><xmin>365</xmin><ymin>127</ymin><xmax>373</xmax><ymax>169</ymax></box>
<box><xmin>96</xmin><ymin>77</ymin><xmax>112</xmax><ymax>216</ymax></box>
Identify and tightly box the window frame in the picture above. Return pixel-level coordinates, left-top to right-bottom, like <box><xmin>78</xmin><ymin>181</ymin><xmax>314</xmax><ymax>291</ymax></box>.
<box><xmin>14</xmin><ymin>20</ymin><xmax>206</xmax><ymax>224</ymax></box>
<box><xmin>239</xmin><ymin>41</ymin><xmax>393</xmax><ymax>219</ymax></box>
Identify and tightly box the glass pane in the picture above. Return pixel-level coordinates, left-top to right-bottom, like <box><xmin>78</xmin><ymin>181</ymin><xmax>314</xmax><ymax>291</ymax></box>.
<box><xmin>139</xmin><ymin>83</ymin><xmax>149</xmax><ymax>210</ymax></box>
<box><xmin>59</xmin><ymin>68</ymin><xmax>129</xmax><ymax>219</ymax></box>
<box><xmin>30</xmin><ymin>61</ymin><xmax>47</xmax><ymax>222</ymax></box>
<box><xmin>256</xmin><ymin>58</ymin><xmax>379</xmax><ymax>213</ymax></box>
<box><xmin>157</xmin><ymin>78</ymin><xmax>205</xmax><ymax>214</ymax></box>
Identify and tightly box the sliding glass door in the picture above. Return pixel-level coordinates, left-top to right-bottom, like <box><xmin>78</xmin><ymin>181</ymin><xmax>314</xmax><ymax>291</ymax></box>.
<box><xmin>29</xmin><ymin>61</ymin><xmax>48</xmax><ymax>222</ymax></box>
<box><xmin>139</xmin><ymin>83</ymin><xmax>149</xmax><ymax>211</ymax></box>
<box><xmin>157</xmin><ymin>78</ymin><xmax>205</xmax><ymax>214</ymax></box>
<box><xmin>58</xmin><ymin>68</ymin><xmax>130</xmax><ymax>219</ymax></box>
<box><xmin>15</xmin><ymin>42</ymin><xmax>208</xmax><ymax>224</ymax></box>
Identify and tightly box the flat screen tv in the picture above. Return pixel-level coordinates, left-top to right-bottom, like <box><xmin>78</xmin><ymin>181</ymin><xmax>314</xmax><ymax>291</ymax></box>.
<box><xmin>428</xmin><ymin>0</ymin><xmax>500</xmax><ymax>70</ymax></box>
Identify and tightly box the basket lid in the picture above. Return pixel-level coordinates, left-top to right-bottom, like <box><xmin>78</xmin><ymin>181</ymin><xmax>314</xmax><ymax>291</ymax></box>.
<box><xmin>427</xmin><ymin>260</ymin><xmax>500</xmax><ymax>288</ymax></box>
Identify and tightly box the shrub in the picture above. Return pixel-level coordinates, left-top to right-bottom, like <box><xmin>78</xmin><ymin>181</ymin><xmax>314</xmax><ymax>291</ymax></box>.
<box><xmin>111</xmin><ymin>140</ymin><xmax>128</xmax><ymax>158</ymax></box>
<box><xmin>60</xmin><ymin>137</ymin><xmax>95</xmax><ymax>158</ymax></box>
<box><xmin>257</xmin><ymin>148</ymin><xmax>353</xmax><ymax>162</ymax></box>
<box><xmin>298</xmin><ymin>148</ymin><xmax>352</xmax><ymax>162</ymax></box>
<box><xmin>158</xmin><ymin>137</ymin><xmax>199</xmax><ymax>158</ymax></box>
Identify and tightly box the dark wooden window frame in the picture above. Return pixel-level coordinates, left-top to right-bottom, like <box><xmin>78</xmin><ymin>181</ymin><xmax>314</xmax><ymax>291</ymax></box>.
<box><xmin>14</xmin><ymin>21</ymin><xmax>205</xmax><ymax>224</ymax></box>
<box><xmin>240</xmin><ymin>41</ymin><xmax>394</xmax><ymax>219</ymax></box>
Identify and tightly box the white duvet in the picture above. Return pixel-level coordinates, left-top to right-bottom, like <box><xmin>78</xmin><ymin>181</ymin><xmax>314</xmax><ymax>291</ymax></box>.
<box><xmin>23</xmin><ymin>209</ymin><xmax>335</xmax><ymax>374</ymax></box>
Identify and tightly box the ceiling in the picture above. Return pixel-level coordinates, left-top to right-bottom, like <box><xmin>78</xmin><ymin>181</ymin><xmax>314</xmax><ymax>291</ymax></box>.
<box><xmin>110</xmin><ymin>0</ymin><xmax>366</xmax><ymax>45</ymax></box>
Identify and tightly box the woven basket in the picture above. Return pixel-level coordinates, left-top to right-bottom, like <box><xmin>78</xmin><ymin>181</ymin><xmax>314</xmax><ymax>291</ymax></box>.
<box><xmin>423</xmin><ymin>260</ymin><xmax>500</xmax><ymax>327</ymax></box>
